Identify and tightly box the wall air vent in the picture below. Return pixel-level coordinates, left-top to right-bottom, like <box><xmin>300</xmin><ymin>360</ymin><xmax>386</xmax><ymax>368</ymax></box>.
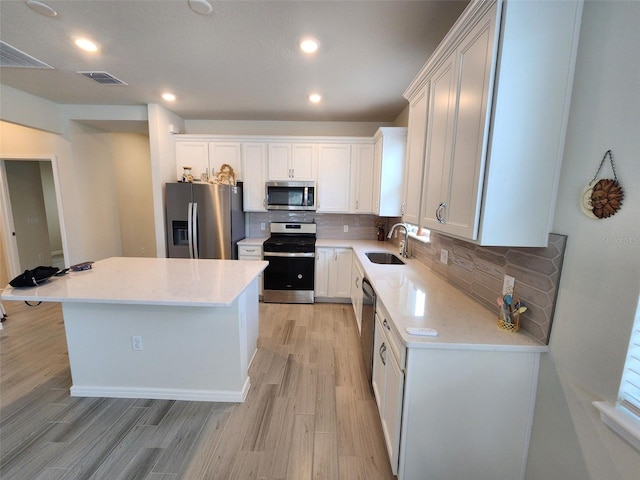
<box><xmin>77</xmin><ymin>71</ymin><xmax>127</xmax><ymax>85</ymax></box>
<box><xmin>0</xmin><ymin>41</ymin><xmax>53</xmax><ymax>68</ymax></box>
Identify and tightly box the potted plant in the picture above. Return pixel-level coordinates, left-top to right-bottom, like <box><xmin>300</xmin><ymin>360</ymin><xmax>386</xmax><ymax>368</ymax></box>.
<box><xmin>375</xmin><ymin>220</ymin><xmax>386</xmax><ymax>241</ymax></box>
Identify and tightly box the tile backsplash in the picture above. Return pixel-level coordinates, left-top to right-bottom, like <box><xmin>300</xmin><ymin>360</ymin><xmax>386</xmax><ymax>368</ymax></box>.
<box><xmin>247</xmin><ymin>212</ymin><xmax>566</xmax><ymax>344</ymax></box>
<box><xmin>405</xmin><ymin>230</ymin><xmax>567</xmax><ymax>344</ymax></box>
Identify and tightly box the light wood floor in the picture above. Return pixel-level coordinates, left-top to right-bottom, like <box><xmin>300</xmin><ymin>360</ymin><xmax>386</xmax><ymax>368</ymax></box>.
<box><xmin>0</xmin><ymin>300</ymin><xmax>395</xmax><ymax>480</ymax></box>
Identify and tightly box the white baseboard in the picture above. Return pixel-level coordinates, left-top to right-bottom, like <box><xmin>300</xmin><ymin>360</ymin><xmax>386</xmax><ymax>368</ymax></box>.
<box><xmin>70</xmin><ymin>378</ymin><xmax>251</xmax><ymax>403</ymax></box>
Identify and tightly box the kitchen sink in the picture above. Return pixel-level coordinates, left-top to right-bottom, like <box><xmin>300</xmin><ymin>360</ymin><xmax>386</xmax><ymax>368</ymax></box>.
<box><xmin>365</xmin><ymin>252</ymin><xmax>405</xmax><ymax>265</ymax></box>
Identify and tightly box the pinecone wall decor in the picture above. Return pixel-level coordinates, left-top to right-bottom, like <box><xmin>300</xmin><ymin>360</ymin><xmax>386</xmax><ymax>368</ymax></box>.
<box><xmin>581</xmin><ymin>150</ymin><xmax>625</xmax><ymax>219</ymax></box>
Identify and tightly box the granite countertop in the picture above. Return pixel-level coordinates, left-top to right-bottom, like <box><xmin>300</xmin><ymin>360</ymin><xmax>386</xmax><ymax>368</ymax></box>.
<box><xmin>1</xmin><ymin>257</ymin><xmax>268</xmax><ymax>307</ymax></box>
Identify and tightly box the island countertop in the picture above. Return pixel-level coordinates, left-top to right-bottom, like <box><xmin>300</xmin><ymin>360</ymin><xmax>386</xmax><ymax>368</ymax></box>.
<box><xmin>1</xmin><ymin>257</ymin><xmax>268</xmax><ymax>307</ymax></box>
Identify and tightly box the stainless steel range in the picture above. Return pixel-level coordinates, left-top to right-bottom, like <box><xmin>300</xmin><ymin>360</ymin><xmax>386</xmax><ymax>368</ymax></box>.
<box><xmin>263</xmin><ymin>222</ymin><xmax>316</xmax><ymax>304</ymax></box>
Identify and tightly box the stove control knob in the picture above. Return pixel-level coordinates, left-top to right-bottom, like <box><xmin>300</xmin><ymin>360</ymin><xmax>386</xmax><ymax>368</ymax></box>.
<box><xmin>298</xmin><ymin>274</ymin><xmax>303</xmax><ymax>279</ymax></box>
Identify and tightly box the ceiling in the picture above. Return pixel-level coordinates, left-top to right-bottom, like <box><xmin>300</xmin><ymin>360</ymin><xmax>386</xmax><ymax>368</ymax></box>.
<box><xmin>0</xmin><ymin>0</ymin><xmax>469</xmax><ymax>123</ymax></box>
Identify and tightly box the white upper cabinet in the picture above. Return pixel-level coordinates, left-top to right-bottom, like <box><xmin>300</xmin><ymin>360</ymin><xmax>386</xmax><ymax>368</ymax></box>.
<box><xmin>402</xmin><ymin>91</ymin><xmax>429</xmax><ymax>225</ymax></box>
<box><xmin>350</xmin><ymin>142</ymin><xmax>375</xmax><ymax>214</ymax></box>
<box><xmin>372</xmin><ymin>127</ymin><xmax>407</xmax><ymax>217</ymax></box>
<box><xmin>175</xmin><ymin>141</ymin><xmax>209</xmax><ymax>182</ymax></box>
<box><xmin>267</xmin><ymin>143</ymin><xmax>316</xmax><ymax>181</ymax></box>
<box><xmin>404</xmin><ymin>0</ymin><xmax>583</xmax><ymax>247</ymax></box>
<box><xmin>208</xmin><ymin>142</ymin><xmax>242</xmax><ymax>181</ymax></box>
<box><xmin>241</xmin><ymin>143</ymin><xmax>267</xmax><ymax>212</ymax></box>
<box><xmin>175</xmin><ymin>140</ymin><xmax>242</xmax><ymax>183</ymax></box>
<box><xmin>317</xmin><ymin>144</ymin><xmax>351</xmax><ymax>213</ymax></box>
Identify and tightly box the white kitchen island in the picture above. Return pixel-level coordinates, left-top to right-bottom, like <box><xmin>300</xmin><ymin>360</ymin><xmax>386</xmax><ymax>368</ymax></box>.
<box><xmin>1</xmin><ymin>257</ymin><xmax>268</xmax><ymax>402</ymax></box>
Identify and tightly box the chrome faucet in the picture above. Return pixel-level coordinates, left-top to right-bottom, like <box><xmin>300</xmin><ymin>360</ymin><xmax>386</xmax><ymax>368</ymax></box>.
<box><xmin>387</xmin><ymin>223</ymin><xmax>409</xmax><ymax>258</ymax></box>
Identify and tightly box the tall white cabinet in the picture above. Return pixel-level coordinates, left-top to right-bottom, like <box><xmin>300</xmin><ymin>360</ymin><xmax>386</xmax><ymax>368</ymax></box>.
<box><xmin>404</xmin><ymin>0</ymin><xmax>583</xmax><ymax>247</ymax></box>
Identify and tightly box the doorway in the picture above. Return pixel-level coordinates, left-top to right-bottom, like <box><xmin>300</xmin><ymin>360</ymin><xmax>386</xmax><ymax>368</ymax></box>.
<box><xmin>0</xmin><ymin>155</ymin><xmax>69</xmax><ymax>279</ymax></box>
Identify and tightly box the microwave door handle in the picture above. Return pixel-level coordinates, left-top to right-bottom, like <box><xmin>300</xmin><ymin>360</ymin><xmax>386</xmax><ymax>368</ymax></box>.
<box><xmin>187</xmin><ymin>202</ymin><xmax>194</xmax><ymax>258</ymax></box>
<box><xmin>303</xmin><ymin>186</ymin><xmax>308</xmax><ymax>206</ymax></box>
<box><xmin>192</xmin><ymin>202</ymin><xmax>199</xmax><ymax>259</ymax></box>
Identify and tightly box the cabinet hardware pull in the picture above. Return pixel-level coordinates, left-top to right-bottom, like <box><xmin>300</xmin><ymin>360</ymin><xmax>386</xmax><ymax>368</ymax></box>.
<box><xmin>383</xmin><ymin>318</ymin><xmax>390</xmax><ymax>331</ymax></box>
<box><xmin>436</xmin><ymin>202</ymin><xmax>447</xmax><ymax>224</ymax></box>
<box><xmin>355</xmin><ymin>278</ymin><xmax>360</xmax><ymax>288</ymax></box>
<box><xmin>379</xmin><ymin>343</ymin><xmax>387</xmax><ymax>365</ymax></box>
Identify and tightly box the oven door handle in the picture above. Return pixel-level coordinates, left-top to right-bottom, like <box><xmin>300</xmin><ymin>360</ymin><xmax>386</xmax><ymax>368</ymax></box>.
<box><xmin>263</xmin><ymin>252</ymin><xmax>315</xmax><ymax>258</ymax></box>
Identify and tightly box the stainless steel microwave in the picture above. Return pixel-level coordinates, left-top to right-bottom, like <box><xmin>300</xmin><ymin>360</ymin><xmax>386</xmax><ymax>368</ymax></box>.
<box><xmin>265</xmin><ymin>181</ymin><xmax>316</xmax><ymax>211</ymax></box>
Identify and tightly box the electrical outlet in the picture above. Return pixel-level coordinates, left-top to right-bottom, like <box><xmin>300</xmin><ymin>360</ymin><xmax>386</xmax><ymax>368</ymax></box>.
<box><xmin>343</xmin><ymin>225</ymin><xmax>349</xmax><ymax>233</ymax></box>
<box><xmin>260</xmin><ymin>222</ymin><xmax>266</xmax><ymax>231</ymax></box>
<box><xmin>503</xmin><ymin>275</ymin><xmax>516</xmax><ymax>295</ymax></box>
<box><xmin>38</xmin><ymin>253</ymin><xmax>45</xmax><ymax>261</ymax></box>
<box><xmin>141</xmin><ymin>247</ymin><xmax>146</xmax><ymax>256</ymax></box>
<box><xmin>131</xmin><ymin>335</ymin><xmax>143</xmax><ymax>351</ymax></box>
<box><xmin>440</xmin><ymin>249</ymin><xmax>448</xmax><ymax>264</ymax></box>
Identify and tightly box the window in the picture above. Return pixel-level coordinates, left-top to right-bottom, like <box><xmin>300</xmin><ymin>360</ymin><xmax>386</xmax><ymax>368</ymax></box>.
<box><xmin>594</xmin><ymin>295</ymin><xmax>640</xmax><ymax>451</ymax></box>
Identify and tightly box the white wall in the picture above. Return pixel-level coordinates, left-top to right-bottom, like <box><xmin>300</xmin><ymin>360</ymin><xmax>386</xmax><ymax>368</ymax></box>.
<box><xmin>526</xmin><ymin>2</ymin><xmax>640</xmax><ymax>479</ymax></box>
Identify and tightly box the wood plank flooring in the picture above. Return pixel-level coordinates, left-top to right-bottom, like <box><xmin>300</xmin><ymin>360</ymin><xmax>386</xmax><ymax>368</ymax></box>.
<box><xmin>0</xmin><ymin>300</ymin><xmax>395</xmax><ymax>480</ymax></box>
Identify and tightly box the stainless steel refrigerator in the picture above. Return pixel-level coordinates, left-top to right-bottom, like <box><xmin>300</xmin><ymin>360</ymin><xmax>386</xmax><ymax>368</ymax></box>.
<box><xmin>165</xmin><ymin>182</ymin><xmax>245</xmax><ymax>259</ymax></box>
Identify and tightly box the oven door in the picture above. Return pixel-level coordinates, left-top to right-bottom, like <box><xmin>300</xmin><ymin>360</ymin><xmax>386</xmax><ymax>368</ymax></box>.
<box><xmin>263</xmin><ymin>252</ymin><xmax>315</xmax><ymax>303</ymax></box>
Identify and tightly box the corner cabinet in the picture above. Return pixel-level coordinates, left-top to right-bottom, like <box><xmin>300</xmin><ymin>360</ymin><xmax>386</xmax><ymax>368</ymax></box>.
<box><xmin>404</xmin><ymin>0</ymin><xmax>583</xmax><ymax>247</ymax></box>
<box><xmin>372</xmin><ymin>128</ymin><xmax>407</xmax><ymax>217</ymax></box>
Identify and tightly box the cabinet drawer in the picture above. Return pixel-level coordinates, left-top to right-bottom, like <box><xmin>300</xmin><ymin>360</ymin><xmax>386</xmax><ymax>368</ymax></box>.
<box><xmin>238</xmin><ymin>245</ymin><xmax>262</xmax><ymax>258</ymax></box>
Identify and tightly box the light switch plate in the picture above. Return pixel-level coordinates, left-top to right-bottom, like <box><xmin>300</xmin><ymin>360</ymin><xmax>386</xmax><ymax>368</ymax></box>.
<box><xmin>503</xmin><ymin>275</ymin><xmax>515</xmax><ymax>295</ymax></box>
<box><xmin>343</xmin><ymin>225</ymin><xmax>349</xmax><ymax>233</ymax></box>
<box><xmin>440</xmin><ymin>249</ymin><xmax>448</xmax><ymax>265</ymax></box>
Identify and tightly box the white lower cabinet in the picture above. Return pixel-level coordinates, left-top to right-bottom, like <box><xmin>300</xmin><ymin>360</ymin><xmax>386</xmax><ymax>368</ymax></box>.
<box><xmin>238</xmin><ymin>244</ymin><xmax>263</xmax><ymax>295</ymax></box>
<box><xmin>314</xmin><ymin>247</ymin><xmax>352</xmax><ymax>299</ymax></box>
<box><xmin>350</xmin><ymin>256</ymin><xmax>364</xmax><ymax>333</ymax></box>
<box><xmin>372</xmin><ymin>307</ymin><xmax>404</xmax><ymax>475</ymax></box>
<box><xmin>372</xmin><ymin>303</ymin><xmax>540</xmax><ymax>479</ymax></box>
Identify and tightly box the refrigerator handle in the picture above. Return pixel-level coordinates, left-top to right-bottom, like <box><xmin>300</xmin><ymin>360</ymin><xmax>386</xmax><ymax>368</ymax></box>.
<box><xmin>192</xmin><ymin>202</ymin><xmax>199</xmax><ymax>259</ymax></box>
<box><xmin>188</xmin><ymin>202</ymin><xmax>194</xmax><ymax>259</ymax></box>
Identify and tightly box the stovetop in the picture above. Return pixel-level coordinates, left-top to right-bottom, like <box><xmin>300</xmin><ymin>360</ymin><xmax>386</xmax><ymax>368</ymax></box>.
<box><xmin>263</xmin><ymin>222</ymin><xmax>317</xmax><ymax>253</ymax></box>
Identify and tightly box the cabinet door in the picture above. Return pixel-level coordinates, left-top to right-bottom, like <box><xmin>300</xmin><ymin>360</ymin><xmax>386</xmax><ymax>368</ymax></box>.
<box><xmin>402</xmin><ymin>88</ymin><xmax>429</xmax><ymax>225</ymax></box>
<box><xmin>421</xmin><ymin>52</ymin><xmax>457</xmax><ymax>230</ymax></box>
<box><xmin>291</xmin><ymin>144</ymin><xmax>316</xmax><ymax>180</ymax></box>
<box><xmin>330</xmin><ymin>248</ymin><xmax>352</xmax><ymax>298</ymax></box>
<box><xmin>175</xmin><ymin>141</ymin><xmax>209</xmax><ymax>182</ymax></box>
<box><xmin>209</xmin><ymin>142</ymin><xmax>242</xmax><ymax>180</ymax></box>
<box><xmin>267</xmin><ymin>144</ymin><xmax>292</xmax><ymax>180</ymax></box>
<box><xmin>241</xmin><ymin>143</ymin><xmax>267</xmax><ymax>211</ymax></box>
<box><xmin>314</xmin><ymin>247</ymin><xmax>330</xmax><ymax>297</ymax></box>
<box><xmin>442</xmin><ymin>13</ymin><xmax>494</xmax><ymax>240</ymax></box>
<box><xmin>382</xmin><ymin>347</ymin><xmax>404</xmax><ymax>475</ymax></box>
<box><xmin>317</xmin><ymin>144</ymin><xmax>351</xmax><ymax>213</ymax></box>
<box><xmin>351</xmin><ymin>143</ymin><xmax>374</xmax><ymax>213</ymax></box>
<box><xmin>372</xmin><ymin>315</ymin><xmax>386</xmax><ymax>413</ymax></box>
<box><xmin>350</xmin><ymin>257</ymin><xmax>364</xmax><ymax>331</ymax></box>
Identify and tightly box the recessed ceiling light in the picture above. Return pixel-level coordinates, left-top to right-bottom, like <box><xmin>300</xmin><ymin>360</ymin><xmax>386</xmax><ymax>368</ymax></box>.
<box><xmin>189</xmin><ymin>0</ymin><xmax>213</xmax><ymax>15</ymax></box>
<box><xmin>26</xmin><ymin>0</ymin><xmax>57</xmax><ymax>17</ymax></box>
<box><xmin>162</xmin><ymin>93</ymin><xmax>176</xmax><ymax>102</ymax></box>
<box><xmin>308</xmin><ymin>93</ymin><xmax>322</xmax><ymax>104</ymax></box>
<box><xmin>299</xmin><ymin>38</ymin><xmax>319</xmax><ymax>54</ymax></box>
<box><xmin>75</xmin><ymin>38</ymin><xmax>98</xmax><ymax>52</ymax></box>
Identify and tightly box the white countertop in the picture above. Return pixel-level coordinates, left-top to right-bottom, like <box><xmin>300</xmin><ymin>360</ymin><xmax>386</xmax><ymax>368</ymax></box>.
<box><xmin>1</xmin><ymin>257</ymin><xmax>268</xmax><ymax>307</ymax></box>
<box><xmin>344</xmin><ymin>240</ymin><xmax>547</xmax><ymax>352</ymax></box>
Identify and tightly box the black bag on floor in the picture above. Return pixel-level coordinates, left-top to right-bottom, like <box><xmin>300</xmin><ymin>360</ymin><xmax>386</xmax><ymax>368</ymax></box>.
<box><xmin>9</xmin><ymin>266</ymin><xmax>59</xmax><ymax>288</ymax></box>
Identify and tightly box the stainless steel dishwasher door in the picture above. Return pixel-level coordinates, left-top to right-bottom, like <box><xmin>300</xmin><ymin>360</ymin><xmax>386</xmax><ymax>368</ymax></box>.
<box><xmin>361</xmin><ymin>278</ymin><xmax>376</xmax><ymax>389</ymax></box>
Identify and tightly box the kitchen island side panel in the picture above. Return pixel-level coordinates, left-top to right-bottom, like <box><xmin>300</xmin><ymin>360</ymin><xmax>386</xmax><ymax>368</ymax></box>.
<box><xmin>62</xmin><ymin>300</ymin><xmax>251</xmax><ymax>402</ymax></box>
<box><xmin>399</xmin><ymin>348</ymin><xmax>540</xmax><ymax>480</ymax></box>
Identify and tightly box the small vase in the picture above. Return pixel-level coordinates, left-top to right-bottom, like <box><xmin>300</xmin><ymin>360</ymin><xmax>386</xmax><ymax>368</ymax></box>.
<box><xmin>377</xmin><ymin>228</ymin><xmax>385</xmax><ymax>241</ymax></box>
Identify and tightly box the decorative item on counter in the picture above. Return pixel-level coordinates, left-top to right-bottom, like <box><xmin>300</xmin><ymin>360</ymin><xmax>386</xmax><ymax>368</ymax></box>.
<box><xmin>181</xmin><ymin>166</ymin><xmax>193</xmax><ymax>183</ymax></box>
<box><xmin>375</xmin><ymin>220</ymin><xmax>385</xmax><ymax>241</ymax></box>
<box><xmin>210</xmin><ymin>163</ymin><xmax>236</xmax><ymax>185</ymax></box>
<box><xmin>497</xmin><ymin>287</ymin><xmax>526</xmax><ymax>332</ymax></box>
<box><xmin>580</xmin><ymin>150</ymin><xmax>624</xmax><ymax>219</ymax></box>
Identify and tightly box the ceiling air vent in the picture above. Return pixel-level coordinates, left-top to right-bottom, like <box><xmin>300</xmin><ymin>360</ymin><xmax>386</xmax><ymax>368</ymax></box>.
<box><xmin>0</xmin><ymin>41</ymin><xmax>53</xmax><ymax>68</ymax></box>
<box><xmin>77</xmin><ymin>71</ymin><xmax>127</xmax><ymax>85</ymax></box>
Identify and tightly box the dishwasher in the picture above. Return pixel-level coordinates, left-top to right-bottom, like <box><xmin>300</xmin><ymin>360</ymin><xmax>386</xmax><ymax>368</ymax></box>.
<box><xmin>360</xmin><ymin>278</ymin><xmax>376</xmax><ymax>388</ymax></box>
